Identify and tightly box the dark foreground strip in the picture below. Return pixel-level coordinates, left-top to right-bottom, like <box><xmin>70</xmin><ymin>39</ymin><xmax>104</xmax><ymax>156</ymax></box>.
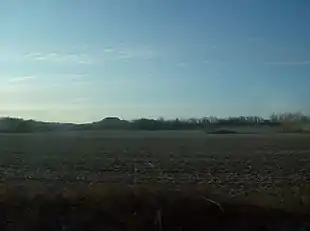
<box><xmin>0</xmin><ymin>186</ymin><xmax>309</xmax><ymax>231</ymax></box>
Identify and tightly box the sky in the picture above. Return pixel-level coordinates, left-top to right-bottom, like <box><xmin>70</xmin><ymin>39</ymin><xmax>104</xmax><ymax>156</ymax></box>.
<box><xmin>0</xmin><ymin>0</ymin><xmax>310</xmax><ymax>123</ymax></box>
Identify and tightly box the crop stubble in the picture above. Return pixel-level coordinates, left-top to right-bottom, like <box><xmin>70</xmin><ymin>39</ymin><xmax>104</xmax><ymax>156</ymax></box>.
<box><xmin>0</xmin><ymin>131</ymin><xmax>310</xmax><ymax>210</ymax></box>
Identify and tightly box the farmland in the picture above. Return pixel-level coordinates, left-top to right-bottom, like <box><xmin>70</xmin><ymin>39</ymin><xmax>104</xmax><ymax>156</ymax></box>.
<box><xmin>1</xmin><ymin>131</ymin><xmax>310</xmax><ymax>230</ymax></box>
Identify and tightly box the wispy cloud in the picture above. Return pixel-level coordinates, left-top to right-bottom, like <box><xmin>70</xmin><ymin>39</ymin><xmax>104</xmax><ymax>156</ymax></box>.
<box><xmin>118</xmin><ymin>48</ymin><xmax>157</xmax><ymax>60</ymax></box>
<box><xmin>176</xmin><ymin>61</ymin><xmax>189</xmax><ymax>67</ymax></box>
<box><xmin>23</xmin><ymin>46</ymin><xmax>158</xmax><ymax>65</ymax></box>
<box><xmin>68</xmin><ymin>74</ymin><xmax>92</xmax><ymax>85</ymax></box>
<box><xmin>266</xmin><ymin>61</ymin><xmax>310</xmax><ymax>66</ymax></box>
<box><xmin>8</xmin><ymin>76</ymin><xmax>36</xmax><ymax>83</ymax></box>
<box><xmin>102</xmin><ymin>46</ymin><xmax>158</xmax><ymax>60</ymax></box>
<box><xmin>24</xmin><ymin>52</ymin><xmax>92</xmax><ymax>64</ymax></box>
<box><xmin>102</xmin><ymin>48</ymin><xmax>115</xmax><ymax>53</ymax></box>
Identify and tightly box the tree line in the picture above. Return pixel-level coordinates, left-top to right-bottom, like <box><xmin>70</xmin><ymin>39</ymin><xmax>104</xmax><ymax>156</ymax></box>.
<box><xmin>0</xmin><ymin>112</ymin><xmax>309</xmax><ymax>133</ymax></box>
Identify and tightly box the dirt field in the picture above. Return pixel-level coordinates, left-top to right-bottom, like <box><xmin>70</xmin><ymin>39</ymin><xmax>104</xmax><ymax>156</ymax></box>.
<box><xmin>0</xmin><ymin>131</ymin><xmax>310</xmax><ymax>230</ymax></box>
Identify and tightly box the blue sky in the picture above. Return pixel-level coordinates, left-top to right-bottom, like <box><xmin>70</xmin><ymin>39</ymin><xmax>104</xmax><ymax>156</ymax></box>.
<box><xmin>0</xmin><ymin>0</ymin><xmax>309</xmax><ymax>122</ymax></box>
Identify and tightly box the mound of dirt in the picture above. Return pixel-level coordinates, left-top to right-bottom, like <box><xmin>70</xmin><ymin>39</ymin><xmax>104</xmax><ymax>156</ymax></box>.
<box><xmin>208</xmin><ymin>129</ymin><xmax>238</xmax><ymax>134</ymax></box>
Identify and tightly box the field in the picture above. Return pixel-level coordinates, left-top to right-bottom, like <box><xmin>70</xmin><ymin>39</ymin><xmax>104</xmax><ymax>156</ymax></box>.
<box><xmin>1</xmin><ymin>131</ymin><xmax>310</xmax><ymax>230</ymax></box>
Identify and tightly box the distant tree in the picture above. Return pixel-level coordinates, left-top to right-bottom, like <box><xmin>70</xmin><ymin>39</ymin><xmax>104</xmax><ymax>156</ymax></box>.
<box><xmin>269</xmin><ymin>112</ymin><xmax>309</xmax><ymax>132</ymax></box>
<box><xmin>15</xmin><ymin>121</ymin><xmax>33</xmax><ymax>133</ymax></box>
<box><xmin>1</xmin><ymin>111</ymin><xmax>309</xmax><ymax>133</ymax></box>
